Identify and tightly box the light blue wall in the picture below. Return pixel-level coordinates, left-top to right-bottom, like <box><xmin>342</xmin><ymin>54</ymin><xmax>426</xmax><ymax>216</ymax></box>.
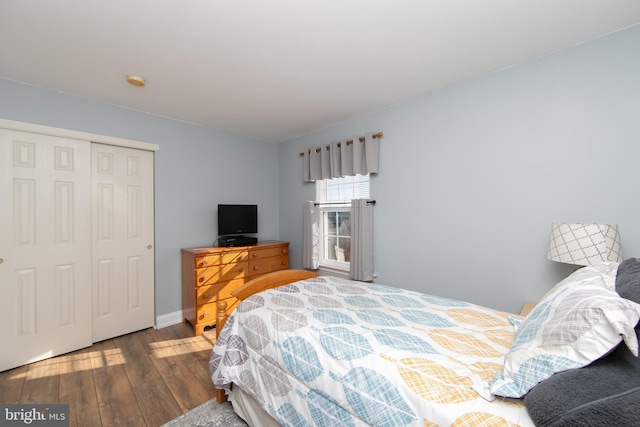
<box><xmin>2</xmin><ymin>24</ymin><xmax>638</xmax><ymax>317</ymax></box>
<box><xmin>0</xmin><ymin>79</ymin><xmax>280</xmax><ymax>317</ymax></box>
<box><xmin>278</xmin><ymin>24</ymin><xmax>640</xmax><ymax>313</ymax></box>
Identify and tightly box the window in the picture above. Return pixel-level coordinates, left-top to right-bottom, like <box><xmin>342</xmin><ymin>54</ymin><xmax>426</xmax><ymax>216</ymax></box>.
<box><xmin>316</xmin><ymin>174</ymin><xmax>370</xmax><ymax>271</ymax></box>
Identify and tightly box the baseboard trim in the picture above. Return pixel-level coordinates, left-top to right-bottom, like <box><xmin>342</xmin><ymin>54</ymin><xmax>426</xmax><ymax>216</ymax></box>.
<box><xmin>155</xmin><ymin>310</ymin><xmax>184</xmax><ymax>329</ymax></box>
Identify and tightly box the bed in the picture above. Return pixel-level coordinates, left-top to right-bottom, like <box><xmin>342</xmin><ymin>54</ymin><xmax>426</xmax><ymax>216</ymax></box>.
<box><xmin>210</xmin><ymin>261</ymin><xmax>640</xmax><ymax>426</ymax></box>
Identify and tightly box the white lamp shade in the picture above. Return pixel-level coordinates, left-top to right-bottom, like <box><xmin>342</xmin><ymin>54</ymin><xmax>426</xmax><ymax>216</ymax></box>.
<box><xmin>547</xmin><ymin>223</ymin><xmax>623</xmax><ymax>266</ymax></box>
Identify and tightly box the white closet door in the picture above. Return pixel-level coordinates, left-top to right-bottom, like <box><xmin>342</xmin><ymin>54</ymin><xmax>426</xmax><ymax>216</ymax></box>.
<box><xmin>0</xmin><ymin>129</ymin><xmax>92</xmax><ymax>371</ymax></box>
<box><xmin>91</xmin><ymin>143</ymin><xmax>155</xmax><ymax>342</ymax></box>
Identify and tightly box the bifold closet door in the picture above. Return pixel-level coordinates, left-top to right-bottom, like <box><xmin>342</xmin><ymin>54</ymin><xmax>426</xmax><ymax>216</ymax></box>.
<box><xmin>91</xmin><ymin>143</ymin><xmax>155</xmax><ymax>342</ymax></box>
<box><xmin>0</xmin><ymin>129</ymin><xmax>92</xmax><ymax>372</ymax></box>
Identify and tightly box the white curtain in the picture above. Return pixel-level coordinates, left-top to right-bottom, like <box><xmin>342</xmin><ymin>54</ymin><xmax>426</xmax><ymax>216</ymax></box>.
<box><xmin>350</xmin><ymin>199</ymin><xmax>374</xmax><ymax>281</ymax></box>
<box><xmin>302</xmin><ymin>201</ymin><xmax>320</xmax><ymax>270</ymax></box>
<box><xmin>303</xmin><ymin>132</ymin><xmax>380</xmax><ymax>182</ymax></box>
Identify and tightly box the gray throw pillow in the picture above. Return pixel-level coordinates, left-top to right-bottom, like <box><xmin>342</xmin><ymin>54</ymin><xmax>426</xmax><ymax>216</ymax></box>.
<box><xmin>616</xmin><ymin>257</ymin><xmax>640</xmax><ymax>304</ymax></box>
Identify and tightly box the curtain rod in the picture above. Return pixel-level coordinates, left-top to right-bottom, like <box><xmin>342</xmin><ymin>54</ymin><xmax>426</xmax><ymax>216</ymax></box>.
<box><xmin>313</xmin><ymin>200</ymin><xmax>376</xmax><ymax>206</ymax></box>
<box><xmin>299</xmin><ymin>131</ymin><xmax>383</xmax><ymax>156</ymax></box>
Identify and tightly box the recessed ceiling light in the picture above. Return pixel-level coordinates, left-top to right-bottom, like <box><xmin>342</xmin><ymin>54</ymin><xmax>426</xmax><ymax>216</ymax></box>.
<box><xmin>126</xmin><ymin>75</ymin><xmax>145</xmax><ymax>87</ymax></box>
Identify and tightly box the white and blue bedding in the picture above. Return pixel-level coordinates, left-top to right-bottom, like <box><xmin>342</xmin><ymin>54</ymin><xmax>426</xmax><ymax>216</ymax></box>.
<box><xmin>210</xmin><ymin>275</ymin><xmax>533</xmax><ymax>426</ymax></box>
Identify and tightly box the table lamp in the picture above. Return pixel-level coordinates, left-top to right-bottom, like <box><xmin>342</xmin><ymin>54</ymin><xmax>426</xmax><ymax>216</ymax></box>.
<box><xmin>547</xmin><ymin>223</ymin><xmax>623</xmax><ymax>266</ymax></box>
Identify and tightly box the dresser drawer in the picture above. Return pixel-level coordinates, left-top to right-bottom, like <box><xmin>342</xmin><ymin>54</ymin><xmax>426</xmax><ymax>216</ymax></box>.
<box><xmin>195</xmin><ymin>251</ymin><xmax>248</xmax><ymax>268</ymax></box>
<box><xmin>249</xmin><ymin>255</ymin><xmax>289</xmax><ymax>276</ymax></box>
<box><xmin>196</xmin><ymin>301</ymin><xmax>217</xmax><ymax>324</ymax></box>
<box><xmin>196</xmin><ymin>279</ymin><xmax>245</xmax><ymax>305</ymax></box>
<box><xmin>196</xmin><ymin>298</ymin><xmax>240</xmax><ymax>323</ymax></box>
<box><xmin>250</xmin><ymin>246</ymin><xmax>288</xmax><ymax>260</ymax></box>
<box><xmin>196</xmin><ymin>261</ymin><xmax>248</xmax><ymax>286</ymax></box>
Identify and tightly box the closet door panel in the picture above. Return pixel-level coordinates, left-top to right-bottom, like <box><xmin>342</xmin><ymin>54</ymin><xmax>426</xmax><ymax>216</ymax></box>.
<box><xmin>0</xmin><ymin>129</ymin><xmax>92</xmax><ymax>372</ymax></box>
<box><xmin>91</xmin><ymin>143</ymin><xmax>154</xmax><ymax>342</ymax></box>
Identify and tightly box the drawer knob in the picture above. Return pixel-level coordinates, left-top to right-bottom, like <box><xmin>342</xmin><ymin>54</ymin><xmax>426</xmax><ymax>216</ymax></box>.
<box><xmin>203</xmin><ymin>312</ymin><xmax>209</xmax><ymax>318</ymax></box>
<box><xmin>199</xmin><ymin>276</ymin><xmax>207</xmax><ymax>283</ymax></box>
<box><xmin>253</xmin><ymin>266</ymin><xmax>259</xmax><ymax>271</ymax></box>
<box><xmin>203</xmin><ymin>293</ymin><xmax>210</xmax><ymax>299</ymax></box>
<box><xmin>281</xmin><ymin>261</ymin><xmax>286</xmax><ymax>265</ymax></box>
<box><xmin>253</xmin><ymin>253</ymin><xmax>258</xmax><ymax>258</ymax></box>
<box><xmin>202</xmin><ymin>259</ymin><xmax>208</xmax><ymax>266</ymax></box>
<box><xmin>282</xmin><ymin>249</ymin><xmax>287</xmax><ymax>254</ymax></box>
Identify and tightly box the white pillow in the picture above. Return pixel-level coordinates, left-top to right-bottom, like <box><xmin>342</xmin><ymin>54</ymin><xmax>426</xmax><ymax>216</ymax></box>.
<box><xmin>479</xmin><ymin>262</ymin><xmax>640</xmax><ymax>400</ymax></box>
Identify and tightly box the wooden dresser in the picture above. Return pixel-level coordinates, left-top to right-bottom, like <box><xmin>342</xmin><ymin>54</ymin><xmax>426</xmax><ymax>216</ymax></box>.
<box><xmin>181</xmin><ymin>240</ymin><xmax>289</xmax><ymax>335</ymax></box>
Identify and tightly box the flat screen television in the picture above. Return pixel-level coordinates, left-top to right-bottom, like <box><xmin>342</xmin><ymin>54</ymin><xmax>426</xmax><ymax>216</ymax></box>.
<box><xmin>217</xmin><ymin>204</ymin><xmax>258</xmax><ymax>236</ymax></box>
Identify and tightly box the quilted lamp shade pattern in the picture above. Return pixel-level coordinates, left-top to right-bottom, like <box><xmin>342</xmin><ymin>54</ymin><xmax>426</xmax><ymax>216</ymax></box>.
<box><xmin>547</xmin><ymin>223</ymin><xmax>623</xmax><ymax>266</ymax></box>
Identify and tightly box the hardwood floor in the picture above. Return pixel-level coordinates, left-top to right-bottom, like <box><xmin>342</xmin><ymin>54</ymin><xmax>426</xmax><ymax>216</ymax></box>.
<box><xmin>0</xmin><ymin>322</ymin><xmax>218</xmax><ymax>426</ymax></box>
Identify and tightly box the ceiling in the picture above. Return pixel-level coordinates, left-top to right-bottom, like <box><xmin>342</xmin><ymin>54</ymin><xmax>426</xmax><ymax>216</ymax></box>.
<box><xmin>1</xmin><ymin>1</ymin><xmax>639</xmax><ymax>143</ymax></box>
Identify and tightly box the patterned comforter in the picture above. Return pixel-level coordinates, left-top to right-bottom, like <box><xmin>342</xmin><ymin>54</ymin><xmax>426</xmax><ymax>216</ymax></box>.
<box><xmin>210</xmin><ymin>275</ymin><xmax>533</xmax><ymax>426</ymax></box>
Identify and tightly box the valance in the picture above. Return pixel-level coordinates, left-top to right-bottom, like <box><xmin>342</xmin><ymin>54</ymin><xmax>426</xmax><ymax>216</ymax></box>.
<box><xmin>302</xmin><ymin>131</ymin><xmax>382</xmax><ymax>182</ymax></box>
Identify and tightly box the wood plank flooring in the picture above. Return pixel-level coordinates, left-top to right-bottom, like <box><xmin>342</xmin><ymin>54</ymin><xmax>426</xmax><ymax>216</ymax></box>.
<box><xmin>0</xmin><ymin>322</ymin><xmax>218</xmax><ymax>427</ymax></box>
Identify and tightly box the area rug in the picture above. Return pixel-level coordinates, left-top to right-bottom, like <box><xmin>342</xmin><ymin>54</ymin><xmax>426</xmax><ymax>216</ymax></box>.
<box><xmin>161</xmin><ymin>398</ymin><xmax>248</xmax><ymax>427</ymax></box>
